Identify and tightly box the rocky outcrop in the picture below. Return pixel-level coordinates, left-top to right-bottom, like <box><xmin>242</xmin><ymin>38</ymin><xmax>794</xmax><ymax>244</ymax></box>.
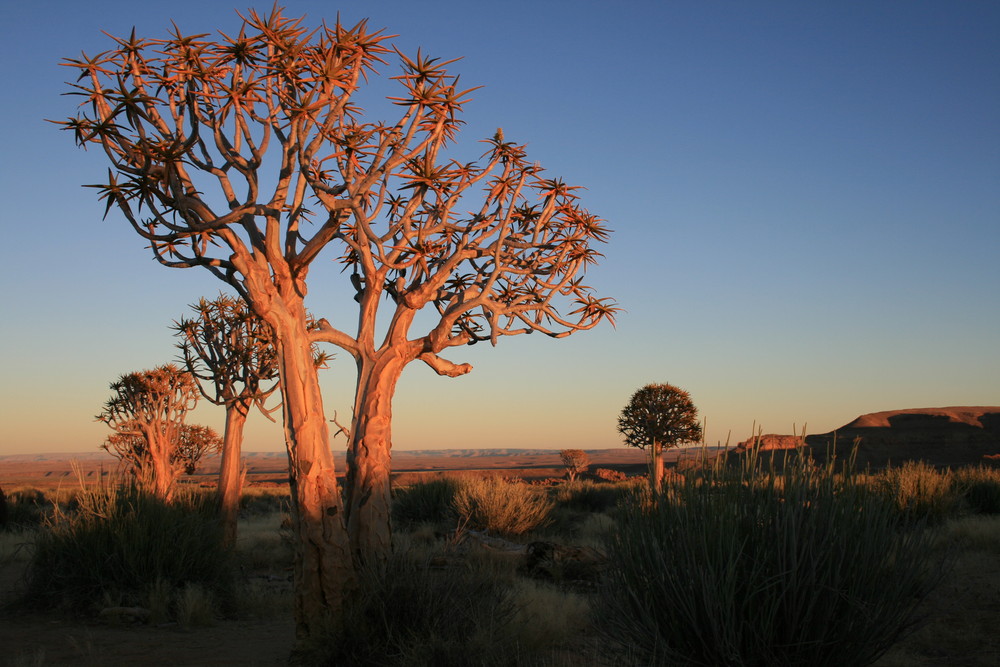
<box><xmin>735</xmin><ymin>434</ymin><xmax>804</xmax><ymax>451</ymax></box>
<box><xmin>805</xmin><ymin>406</ymin><xmax>1000</xmax><ymax>469</ymax></box>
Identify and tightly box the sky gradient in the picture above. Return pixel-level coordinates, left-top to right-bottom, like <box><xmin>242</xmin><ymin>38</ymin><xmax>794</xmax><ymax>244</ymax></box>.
<box><xmin>1</xmin><ymin>1</ymin><xmax>997</xmax><ymax>455</ymax></box>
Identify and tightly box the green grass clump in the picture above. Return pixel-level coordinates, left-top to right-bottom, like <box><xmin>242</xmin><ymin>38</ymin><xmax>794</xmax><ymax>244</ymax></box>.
<box><xmin>453</xmin><ymin>477</ymin><xmax>552</xmax><ymax>537</ymax></box>
<box><xmin>598</xmin><ymin>455</ymin><xmax>945</xmax><ymax>667</ymax></box>
<box><xmin>25</xmin><ymin>483</ymin><xmax>234</xmax><ymax>615</ymax></box>
<box><xmin>392</xmin><ymin>478</ymin><xmax>461</xmax><ymax>527</ymax></box>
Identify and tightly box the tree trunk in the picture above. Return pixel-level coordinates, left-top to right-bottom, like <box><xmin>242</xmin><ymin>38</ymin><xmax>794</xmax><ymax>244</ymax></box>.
<box><xmin>218</xmin><ymin>401</ymin><xmax>249</xmax><ymax>548</ymax></box>
<box><xmin>651</xmin><ymin>441</ymin><xmax>664</xmax><ymax>495</ymax></box>
<box><xmin>273</xmin><ymin>319</ymin><xmax>357</xmax><ymax>640</ymax></box>
<box><xmin>345</xmin><ymin>353</ymin><xmax>406</xmax><ymax>571</ymax></box>
<box><xmin>148</xmin><ymin>429</ymin><xmax>177</xmax><ymax>502</ymax></box>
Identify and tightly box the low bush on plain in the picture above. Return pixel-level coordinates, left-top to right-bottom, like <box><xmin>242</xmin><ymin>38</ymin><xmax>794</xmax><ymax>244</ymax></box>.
<box><xmin>598</xmin><ymin>455</ymin><xmax>946</xmax><ymax>667</ymax></box>
<box><xmin>553</xmin><ymin>480</ymin><xmax>624</xmax><ymax>514</ymax></box>
<box><xmin>880</xmin><ymin>461</ymin><xmax>960</xmax><ymax>524</ymax></box>
<box><xmin>392</xmin><ymin>478</ymin><xmax>461</xmax><ymax>527</ymax></box>
<box><xmin>955</xmin><ymin>465</ymin><xmax>1000</xmax><ymax>514</ymax></box>
<box><xmin>25</xmin><ymin>483</ymin><xmax>234</xmax><ymax>615</ymax></box>
<box><xmin>239</xmin><ymin>486</ymin><xmax>290</xmax><ymax>517</ymax></box>
<box><xmin>313</xmin><ymin>551</ymin><xmax>521</xmax><ymax>666</ymax></box>
<box><xmin>1</xmin><ymin>487</ymin><xmax>49</xmax><ymax>531</ymax></box>
<box><xmin>453</xmin><ymin>477</ymin><xmax>552</xmax><ymax>536</ymax></box>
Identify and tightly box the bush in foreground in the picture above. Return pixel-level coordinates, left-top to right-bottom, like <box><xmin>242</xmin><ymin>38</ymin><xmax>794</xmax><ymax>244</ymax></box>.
<box><xmin>453</xmin><ymin>477</ymin><xmax>553</xmax><ymax>536</ymax></box>
<box><xmin>598</xmin><ymin>456</ymin><xmax>946</xmax><ymax>666</ymax></box>
<box><xmin>25</xmin><ymin>483</ymin><xmax>234</xmax><ymax>615</ymax></box>
<box><xmin>880</xmin><ymin>460</ymin><xmax>960</xmax><ymax>524</ymax></box>
<box><xmin>955</xmin><ymin>465</ymin><xmax>1000</xmax><ymax>514</ymax></box>
<box><xmin>392</xmin><ymin>477</ymin><xmax>461</xmax><ymax>528</ymax></box>
<box><xmin>310</xmin><ymin>551</ymin><xmax>520</xmax><ymax>666</ymax></box>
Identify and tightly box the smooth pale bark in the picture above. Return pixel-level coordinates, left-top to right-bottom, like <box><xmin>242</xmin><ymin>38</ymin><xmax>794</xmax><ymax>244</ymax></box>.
<box><xmin>147</xmin><ymin>430</ymin><xmax>177</xmax><ymax>502</ymax></box>
<box><xmin>233</xmin><ymin>252</ymin><xmax>359</xmax><ymax>639</ymax></box>
<box><xmin>347</xmin><ymin>349</ymin><xmax>409</xmax><ymax>569</ymax></box>
<box><xmin>218</xmin><ymin>401</ymin><xmax>249</xmax><ymax>548</ymax></box>
<box><xmin>274</xmin><ymin>314</ymin><xmax>357</xmax><ymax>639</ymax></box>
<box><xmin>345</xmin><ymin>352</ymin><xmax>407</xmax><ymax>569</ymax></box>
<box><xmin>651</xmin><ymin>441</ymin><xmax>665</xmax><ymax>495</ymax></box>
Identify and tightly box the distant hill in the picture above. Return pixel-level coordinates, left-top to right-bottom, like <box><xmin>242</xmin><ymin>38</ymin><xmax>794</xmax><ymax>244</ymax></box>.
<box><xmin>805</xmin><ymin>406</ymin><xmax>1000</xmax><ymax>469</ymax></box>
<box><xmin>732</xmin><ymin>407</ymin><xmax>1000</xmax><ymax>470</ymax></box>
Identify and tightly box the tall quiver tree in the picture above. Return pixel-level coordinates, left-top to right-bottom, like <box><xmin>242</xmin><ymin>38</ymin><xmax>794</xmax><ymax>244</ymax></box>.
<box><xmin>97</xmin><ymin>364</ymin><xmax>199</xmax><ymax>501</ymax></box>
<box><xmin>59</xmin><ymin>7</ymin><xmax>616</xmax><ymax>633</ymax></box>
<box><xmin>618</xmin><ymin>383</ymin><xmax>703</xmax><ymax>494</ymax></box>
<box><xmin>174</xmin><ymin>293</ymin><xmax>281</xmax><ymax>547</ymax></box>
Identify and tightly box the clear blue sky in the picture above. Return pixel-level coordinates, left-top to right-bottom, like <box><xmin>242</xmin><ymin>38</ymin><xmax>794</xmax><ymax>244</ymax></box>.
<box><xmin>1</xmin><ymin>1</ymin><xmax>997</xmax><ymax>455</ymax></box>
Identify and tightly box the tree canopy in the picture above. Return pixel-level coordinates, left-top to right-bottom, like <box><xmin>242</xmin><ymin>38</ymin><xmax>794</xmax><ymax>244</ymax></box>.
<box><xmin>618</xmin><ymin>383</ymin><xmax>703</xmax><ymax>451</ymax></box>
<box><xmin>96</xmin><ymin>364</ymin><xmax>201</xmax><ymax>499</ymax></box>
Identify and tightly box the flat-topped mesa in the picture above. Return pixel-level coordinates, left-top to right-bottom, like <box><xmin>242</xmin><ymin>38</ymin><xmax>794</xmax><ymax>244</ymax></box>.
<box><xmin>805</xmin><ymin>406</ymin><xmax>1000</xmax><ymax>469</ymax></box>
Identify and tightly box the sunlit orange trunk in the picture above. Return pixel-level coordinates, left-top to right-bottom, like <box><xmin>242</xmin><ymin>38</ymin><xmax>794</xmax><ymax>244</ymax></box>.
<box><xmin>218</xmin><ymin>401</ymin><xmax>249</xmax><ymax>548</ymax></box>
<box><xmin>345</xmin><ymin>353</ymin><xmax>406</xmax><ymax>569</ymax></box>
<box><xmin>273</xmin><ymin>314</ymin><xmax>357</xmax><ymax>639</ymax></box>
<box><xmin>147</xmin><ymin>429</ymin><xmax>177</xmax><ymax>502</ymax></box>
<box><xmin>236</xmin><ymin>257</ymin><xmax>358</xmax><ymax>638</ymax></box>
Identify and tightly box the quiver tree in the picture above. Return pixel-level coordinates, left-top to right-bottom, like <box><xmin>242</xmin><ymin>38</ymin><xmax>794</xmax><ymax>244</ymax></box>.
<box><xmin>59</xmin><ymin>7</ymin><xmax>616</xmax><ymax>635</ymax></box>
<box><xmin>174</xmin><ymin>293</ymin><xmax>331</xmax><ymax>546</ymax></box>
<box><xmin>174</xmin><ymin>293</ymin><xmax>280</xmax><ymax>546</ymax></box>
<box><xmin>618</xmin><ymin>383</ymin><xmax>702</xmax><ymax>494</ymax></box>
<box><xmin>175</xmin><ymin>424</ymin><xmax>224</xmax><ymax>474</ymax></box>
<box><xmin>103</xmin><ymin>422</ymin><xmax>221</xmax><ymax>478</ymax></box>
<box><xmin>97</xmin><ymin>364</ymin><xmax>199</xmax><ymax>500</ymax></box>
<box><xmin>560</xmin><ymin>449</ymin><xmax>591</xmax><ymax>482</ymax></box>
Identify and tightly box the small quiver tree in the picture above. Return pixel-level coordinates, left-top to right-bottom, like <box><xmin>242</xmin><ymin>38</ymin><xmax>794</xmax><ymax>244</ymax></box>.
<box><xmin>174</xmin><ymin>293</ymin><xmax>281</xmax><ymax>546</ymax></box>
<box><xmin>617</xmin><ymin>383</ymin><xmax>702</xmax><ymax>494</ymax></box>
<box><xmin>97</xmin><ymin>364</ymin><xmax>199</xmax><ymax>501</ymax></box>
<box><xmin>175</xmin><ymin>424</ymin><xmax>223</xmax><ymax>474</ymax></box>
<box><xmin>103</xmin><ymin>423</ymin><xmax>220</xmax><ymax>478</ymax></box>
<box><xmin>560</xmin><ymin>449</ymin><xmax>591</xmax><ymax>482</ymax></box>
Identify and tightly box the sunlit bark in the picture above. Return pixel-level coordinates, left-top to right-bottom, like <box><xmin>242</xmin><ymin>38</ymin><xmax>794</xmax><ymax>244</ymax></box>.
<box><xmin>218</xmin><ymin>401</ymin><xmax>249</xmax><ymax>547</ymax></box>
<box><xmin>61</xmin><ymin>6</ymin><xmax>615</xmax><ymax>637</ymax></box>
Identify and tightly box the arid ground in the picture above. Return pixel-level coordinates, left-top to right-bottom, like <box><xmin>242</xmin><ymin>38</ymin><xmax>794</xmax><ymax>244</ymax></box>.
<box><xmin>2</xmin><ymin>413</ymin><xmax>998</xmax><ymax>666</ymax></box>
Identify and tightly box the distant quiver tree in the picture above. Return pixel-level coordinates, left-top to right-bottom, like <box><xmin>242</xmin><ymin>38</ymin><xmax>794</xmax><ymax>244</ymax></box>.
<box><xmin>97</xmin><ymin>364</ymin><xmax>202</xmax><ymax>500</ymax></box>
<box><xmin>174</xmin><ymin>293</ymin><xmax>280</xmax><ymax>547</ymax></box>
<box><xmin>618</xmin><ymin>383</ymin><xmax>702</xmax><ymax>493</ymax></box>
<box><xmin>104</xmin><ymin>422</ymin><xmax>221</xmax><ymax>480</ymax></box>
<box><xmin>560</xmin><ymin>449</ymin><xmax>591</xmax><ymax>482</ymax></box>
<box><xmin>59</xmin><ymin>7</ymin><xmax>616</xmax><ymax>635</ymax></box>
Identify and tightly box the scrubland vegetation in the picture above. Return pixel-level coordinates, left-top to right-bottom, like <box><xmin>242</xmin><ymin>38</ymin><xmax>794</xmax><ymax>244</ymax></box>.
<box><xmin>2</xmin><ymin>457</ymin><xmax>999</xmax><ymax>666</ymax></box>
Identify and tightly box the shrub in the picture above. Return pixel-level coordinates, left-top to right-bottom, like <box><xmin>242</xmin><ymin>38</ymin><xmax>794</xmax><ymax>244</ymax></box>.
<box><xmin>25</xmin><ymin>483</ymin><xmax>234</xmax><ymax>615</ymax></box>
<box><xmin>594</xmin><ymin>468</ymin><xmax>626</xmax><ymax>482</ymax></box>
<box><xmin>239</xmin><ymin>486</ymin><xmax>290</xmax><ymax>517</ymax></box>
<box><xmin>2</xmin><ymin>487</ymin><xmax>49</xmax><ymax>531</ymax></box>
<box><xmin>553</xmin><ymin>481</ymin><xmax>624</xmax><ymax>514</ymax></box>
<box><xmin>454</xmin><ymin>477</ymin><xmax>552</xmax><ymax>536</ymax></box>
<box><xmin>955</xmin><ymin>465</ymin><xmax>1000</xmax><ymax>514</ymax></box>
<box><xmin>311</xmin><ymin>551</ymin><xmax>521</xmax><ymax>666</ymax></box>
<box><xmin>880</xmin><ymin>461</ymin><xmax>960</xmax><ymax>524</ymax></box>
<box><xmin>392</xmin><ymin>478</ymin><xmax>461</xmax><ymax>527</ymax></box>
<box><xmin>597</xmin><ymin>459</ymin><xmax>945</xmax><ymax>667</ymax></box>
